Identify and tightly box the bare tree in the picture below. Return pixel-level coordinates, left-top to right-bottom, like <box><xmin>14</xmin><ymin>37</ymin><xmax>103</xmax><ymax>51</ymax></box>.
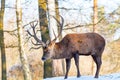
<box><xmin>16</xmin><ymin>0</ymin><xmax>32</xmax><ymax>80</ymax></box>
<box><xmin>93</xmin><ymin>0</ymin><xmax>98</xmax><ymax>32</ymax></box>
<box><xmin>38</xmin><ymin>0</ymin><xmax>52</xmax><ymax>78</ymax></box>
<box><xmin>46</xmin><ymin>0</ymin><xmax>64</xmax><ymax>77</ymax></box>
<box><xmin>0</xmin><ymin>0</ymin><xmax>7</xmax><ymax>80</ymax></box>
<box><xmin>91</xmin><ymin>0</ymin><xmax>98</xmax><ymax>75</ymax></box>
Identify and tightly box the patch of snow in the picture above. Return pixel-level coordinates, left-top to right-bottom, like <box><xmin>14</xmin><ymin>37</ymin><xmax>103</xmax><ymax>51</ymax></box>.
<box><xmin>113</xmin><ymin>28</ymin><xmax>120</xmax><ymax>40</ymax></box>
<box><xmin>44</xmin><ymin>73</ymin><xmax>120</xmax><ymax>80</ymax></box>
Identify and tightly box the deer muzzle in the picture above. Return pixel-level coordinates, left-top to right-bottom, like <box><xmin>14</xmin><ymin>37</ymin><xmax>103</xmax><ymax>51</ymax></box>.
<box><xmin>41</xmin><ymin>57</ymin><xmax>46</xmax><ymax>61</ymax></box>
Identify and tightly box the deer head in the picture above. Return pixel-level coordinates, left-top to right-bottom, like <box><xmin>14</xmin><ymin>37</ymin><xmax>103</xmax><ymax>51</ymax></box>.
<box><xmin>27</xmin><ymin>15</ymin><xmax>64</xmax><ymax>61</ymax></box>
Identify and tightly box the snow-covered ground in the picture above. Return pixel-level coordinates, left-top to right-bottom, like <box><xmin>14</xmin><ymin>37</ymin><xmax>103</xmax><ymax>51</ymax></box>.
<box><xmin>44</xmin><ymin>73</ymin><xmax>120</xmax><ymax>80</ymax></box>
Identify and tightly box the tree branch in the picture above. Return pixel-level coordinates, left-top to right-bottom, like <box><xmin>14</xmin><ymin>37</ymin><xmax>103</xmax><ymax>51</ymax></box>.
<box><xmin>63</xmin><ymin>17</ymin><xmax>104</xmax><ymax>30</ymax></box>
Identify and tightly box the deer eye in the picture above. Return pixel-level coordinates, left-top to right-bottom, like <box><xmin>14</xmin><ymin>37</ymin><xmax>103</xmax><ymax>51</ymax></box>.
<box><xmin>43</xmin><ymin>45</ymin><xmax>48</xmax><ymax>50</ymax></box>
<box><xmin>43</xmin><ymin>46</ymin><xmax>47</xmax><ymax>49</ymax></box>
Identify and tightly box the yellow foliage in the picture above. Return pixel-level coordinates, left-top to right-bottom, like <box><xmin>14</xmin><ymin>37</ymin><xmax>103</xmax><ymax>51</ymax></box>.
<box><xmin>38</xmin><ymin>0</ymin><xmax>47</xmax><ymax>11</ymax></box>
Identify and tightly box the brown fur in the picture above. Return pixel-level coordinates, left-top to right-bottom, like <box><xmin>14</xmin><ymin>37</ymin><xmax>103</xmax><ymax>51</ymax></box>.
<box><xmin>42</xmin><ymin>32</ymin><xmax>105</xmax><ymax>79</ymax></box>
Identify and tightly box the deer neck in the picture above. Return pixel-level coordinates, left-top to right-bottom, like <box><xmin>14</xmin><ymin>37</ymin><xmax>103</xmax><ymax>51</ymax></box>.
<box><xmin>52</xmin><ymin>43</ymin><xmax>64</xmax><ymax>59</ymax></box>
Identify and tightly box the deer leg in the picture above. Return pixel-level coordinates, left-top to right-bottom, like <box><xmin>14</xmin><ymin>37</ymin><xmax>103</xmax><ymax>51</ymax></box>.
<box><xmin>92</xmin><ymin>55</ymin><xmax>102</xmax><ymax>78</ymax></box>
<box><xmin>64</xmin><ymin>59</ymin><xmax>71</xmax><ymax>79</ymax></box>
<box><xmin>73</xmin><ymin>53</ymin><xmax>81</xmax><ymax>78</ymax></box>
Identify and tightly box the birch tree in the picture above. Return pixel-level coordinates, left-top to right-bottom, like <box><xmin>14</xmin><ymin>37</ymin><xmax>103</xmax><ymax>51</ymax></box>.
<box><xmin>16</xmin><ymin>0</ymin><xmax>32</xmax><ymax>80</ymax></box>
<box><xmin>46</xmin><ymin>0</ymin><xmax>63</xmax><ymax>77</ymax></box>
<box><xmin>0</xmin><ymin>0</ymin><xmax>6</xmax><ymax>80</ymax></box>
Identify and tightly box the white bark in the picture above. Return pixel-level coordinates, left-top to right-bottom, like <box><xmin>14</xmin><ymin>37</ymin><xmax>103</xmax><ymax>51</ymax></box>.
<box><xmin>47</xmin><ymin>0</ymin><xmax>58</xmax><ymax>41</ymax></box>
<box><xmin>47</xmin><ymin>0</ymin><xmax>63</xmax><ymax>76</ymax></box>
<box><xmin>16</xmin><ymin>0</ymin><xmax>32</xmax><ymax>80</ymax></box>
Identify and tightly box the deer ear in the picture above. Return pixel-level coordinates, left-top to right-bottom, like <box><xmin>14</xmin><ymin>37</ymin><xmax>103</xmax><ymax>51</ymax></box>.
<box><xmin>46</xmin><ymin>40</ymin><xmax>50</xmax><ymax>45</ymax></box>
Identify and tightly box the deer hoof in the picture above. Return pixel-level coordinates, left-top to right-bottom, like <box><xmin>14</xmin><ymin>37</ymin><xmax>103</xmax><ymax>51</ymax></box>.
<box><xmin>77</xmin><ymin>74</ymin><xmax>81</xmax><ymax>78</ymax></box>
<box><xmin>94</xmin><ymin>76</ymin><xmax>98</xmax><ymax>78</ymax></box>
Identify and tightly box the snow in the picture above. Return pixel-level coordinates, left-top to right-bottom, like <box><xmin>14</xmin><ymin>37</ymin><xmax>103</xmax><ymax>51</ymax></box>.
<box><xmin>113</xmin><ymin>28</ymin><xmax>120</xmax><ymax>40</ymax></box>
<box><xmin>44</xmin><ymin>73</ymin><xmax>120</xmax><ymax>80</ymax></box>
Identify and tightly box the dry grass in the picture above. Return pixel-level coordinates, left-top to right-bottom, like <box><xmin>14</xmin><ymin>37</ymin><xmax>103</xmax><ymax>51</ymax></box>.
<box><xmin>7</xmin><ymin>52</ymin><xmax>43</xmax><ymax>80</ymax></box>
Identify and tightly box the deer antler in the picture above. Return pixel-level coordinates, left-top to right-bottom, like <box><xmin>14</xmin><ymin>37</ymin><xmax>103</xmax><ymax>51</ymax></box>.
<box><xmin>52</xmin><ymin>15</ymin><xmax>64</xmax><ymax>41</ymax></box>
<box><xmin>27</xmin><ymin>21</ymin><xmax>46</xmax><ymax>48</ymax></box>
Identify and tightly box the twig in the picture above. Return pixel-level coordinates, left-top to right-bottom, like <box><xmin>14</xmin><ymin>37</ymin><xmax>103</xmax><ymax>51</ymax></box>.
<box><xmin>63</xmin><ymin>17</ymin><xmax>104</xmax><ymax>30</ymax></box>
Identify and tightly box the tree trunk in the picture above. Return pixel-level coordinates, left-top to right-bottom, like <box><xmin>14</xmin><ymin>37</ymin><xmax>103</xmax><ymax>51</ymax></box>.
<box><xmin>93</xmin><ymin>0</ymin><xmax>98</xmax><ymax>32</ymax></box>
<box><xmin>0</xmin><ymin>0</ymin><xmax>7</xmax><ymax>80</ymax></box>
<box><xmin>16</xmin><ymin>0</ymin><xmax>32</xmax><ymax>80</ymax></box>
<box><xmin>55</xmin><ymin>0</ymin><xmax>65</xmax><ymax>75</ymax></box>
<box><xmin>38</xmin><ymin>0</ymin><xmax>53</xmax><ymax>78</ymax></box>
<box><xmin>46</xmin><ymin>0</ymin><xmax>63</xmax><ymax>77</ymax></box>
<box><xmin>92</xmin><ymin>0</ymin><xmax>98</xmax><ymax>75</ymax></box>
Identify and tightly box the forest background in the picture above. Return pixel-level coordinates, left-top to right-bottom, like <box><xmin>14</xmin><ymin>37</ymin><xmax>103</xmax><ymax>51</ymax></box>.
<box><xmin>0</xmin><ymin>0</ymin><xmax>120</xmax><ymax>80</ymax></box>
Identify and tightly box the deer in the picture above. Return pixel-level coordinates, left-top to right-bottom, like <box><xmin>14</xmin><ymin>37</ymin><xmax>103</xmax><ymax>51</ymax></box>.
<box><xmin>27</xmin><ymin>16</ymin><xmax>105</xmax><ymax>79</ymax></box>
